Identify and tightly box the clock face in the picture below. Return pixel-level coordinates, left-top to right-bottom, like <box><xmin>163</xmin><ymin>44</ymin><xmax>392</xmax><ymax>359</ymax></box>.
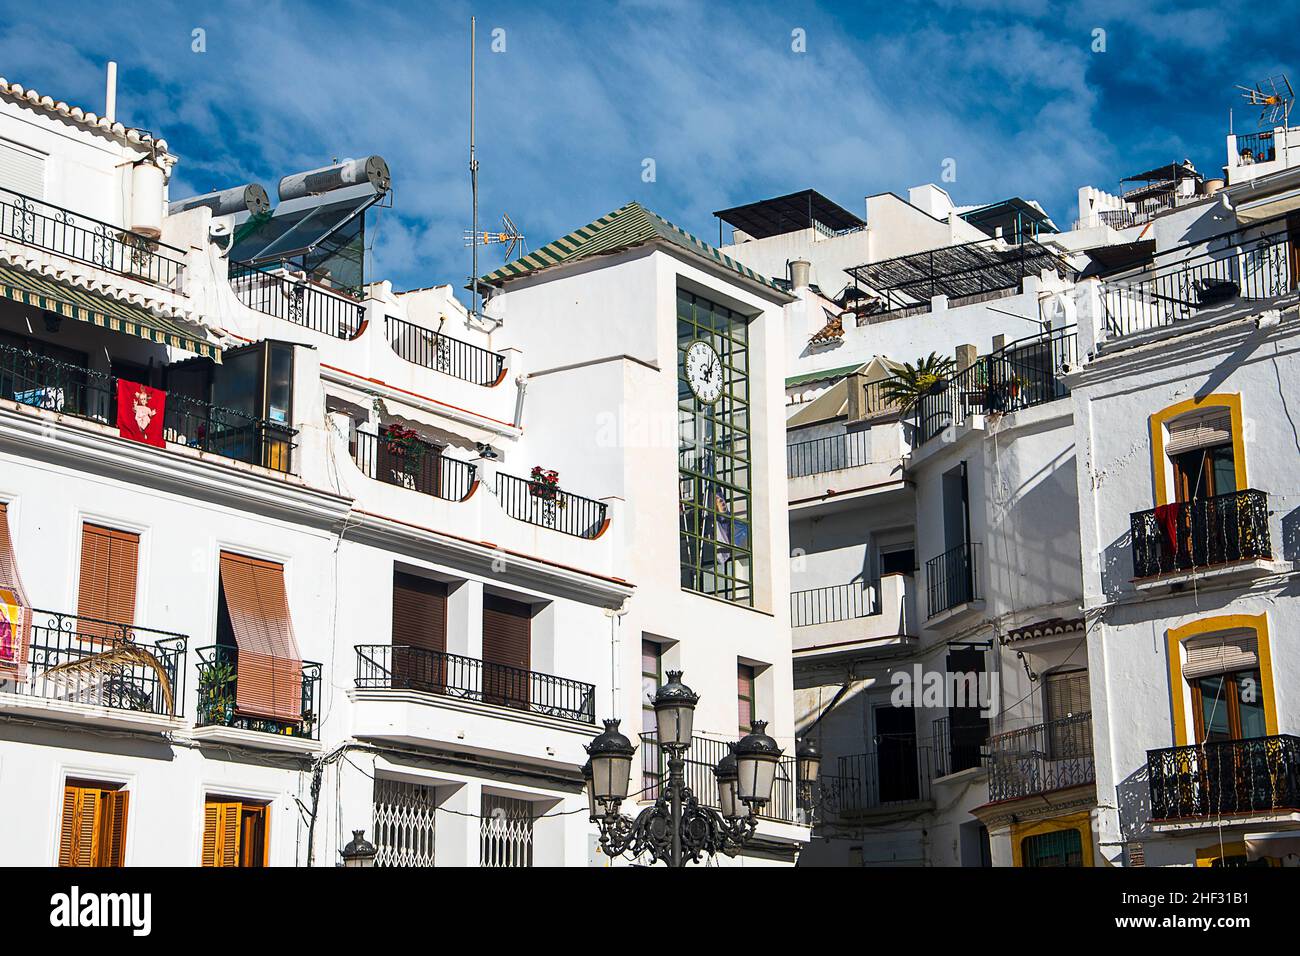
<box><xmin>684</xmin><ymin>340</ymin><xmax>724</xmax><ymax>404</ymax></box>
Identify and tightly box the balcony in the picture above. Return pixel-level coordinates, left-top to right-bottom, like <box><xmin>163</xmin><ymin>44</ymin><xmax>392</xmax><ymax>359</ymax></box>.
<box><xmin>925</xmin><ymin>542</ymin><xmax>982</xmax><ymax>619</ymax></box>
<box><xmin>824</xmin><ymin>746</ymin><xmax>935</xmax><ymax>815</ymax></box>
<box><xmin>352</xmin><ymin>429</ymin><xmax>478</xmax><ymax>502</ymax></box>
<box><xmin>0</xmin><ymin>609</ymin><xmax>187</xmax><ymax>732</ymax></box>
<box><xmin>933</xmin><ymin>715</ymin><xmax>988</xmax><ymax>778</ymax></box>
<box><xmin>1130</xmin><ymin>489</ymin><xmax>1271</xmax><ymax>583</ymax></box>
<box><xmin>1148</xmin><ymin>735</ymin><xmax>1300</xmax><ymax>823</ymax></box>
<box><xmin>0</xmin><ymin>342</ymin><xmax>297</xmax><ymax>472</ymax></box>
<box><xmin>494</xmin><ymin>471</ymin><xmax>609</xmax><ymax>540</ymax></box>
<box><xmin>791</xmin><ymin>579</ymin><xmax>879</xmax><ymax>627</ymax></box>
<box><xmin>229</xmin><ymin>260</ymin><xmax>365</xmax><ymax>339</ymax></box>
<box><xmin>914</xmin><ymin>325</ymin><xmax>1077</xmax><ymax>445</ymax></box>
<box><xmin>987</xmin><ymin>713</ymin><xmax>1095</xmax><ymax>802</ymax></box>
<box><xmin>193</xmin><ymin>644</ymin><xmax>321</xmax><ymax>752</ymax></box>
<box><xmin>1100</xmin><ymin>218</ymin><xmax>1295</xmax><ymax>343</ymax></box>
<box><xmin>640</xmin><ymin>732</ymin><xmax>800</xmax><ymax>825</ymax></box>
<box><xmin>386</xmin><ymin>314</ymin><xmax>506</xmax><ymax>386</ymax></box>
<box><xmin>791</xmin><ymin>575</ymin><xmax>916</xmax><ymax>656</ymax></box>
<box><xmin>0</xmin><ymin>186</ymin><xmax>186</xmax><ymax>291</ymax></box>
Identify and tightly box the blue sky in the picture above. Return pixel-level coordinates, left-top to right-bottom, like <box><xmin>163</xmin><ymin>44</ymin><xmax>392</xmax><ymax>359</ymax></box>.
<box><xmin>1</xmin><ymin>0</ymin><xmax>1294</xmax><ymax>298</ymax></box>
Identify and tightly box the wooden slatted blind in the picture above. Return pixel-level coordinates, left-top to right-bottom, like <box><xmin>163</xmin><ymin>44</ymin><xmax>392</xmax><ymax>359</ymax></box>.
<box><xmin>1184</xmin><ymin>632</ymin><xmax>1259</xmax><ymax>680</ymax></box>
<box><xmin>483</xmin><ymin>594</ymin><xmax>532</xmax><ymax>707</ymax></box>
<box><xmin>58</xmin><ymin>782</ymin><xmax>127</xmax><ymax>866</ymax></box>
<box><xmin>0</xmin><ymin>502</ymin><xmax>31</xmax><ymax>679</ymax></box>
<box><xmin>76</xmin><ymin>524</ymin><xmax>139</xmax><ymax>641</ymax></box>
<box><xmin>218</xmin><ymin>552</ymin><xmax>303</xmax><ymax>722</ymax></box>
<box><xmin>1045</xmin><ymin>669</ymin><xmax>1091</xmax><ymax>721</ymax></box>
<box><xmin>737</xmin><ymin>663</ymin><xmax>756</xmax><ymax>733</ymax></box>
<box><xmin>1166</xmin><ymin>409</ymin><xmax>1232</xmax><ymax>455</ymax></box>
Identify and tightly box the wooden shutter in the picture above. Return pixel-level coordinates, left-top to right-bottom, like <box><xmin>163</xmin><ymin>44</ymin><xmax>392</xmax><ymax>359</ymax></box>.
<box><xmin>1184</xmin><ymin>632</ymin><xmax>1259</xmax><ymax>680</ymax></box>
<box><xmin>100</xmin><ymin>790</ymin><xmax>129</xmax><ymax>866</ymax></box>
<box><xmin>76</xmin><ymin>524</ymin><xmax>139</xmax><ymax>641</ymax></box>
<box><xmin>201</xmin><ymin>799</ymin><xmax>244</xmax><ymax>867</ymax></box>
<box><xmin>737</xmin><ymin>664</ymin><xmax>755</xmax><ymax>732</ymax></box>
<box><xmin>59</xmin><ymin>783</ymin><xmax>126</xmax><ymax>866</ymax></box>
<box><xmin>1166</xmin><ymin>410</ymin><xmax>1232</xmax><ymax>455</ymax></box>
<box><xmin>392</xmin><ymin>572</ymin><xmax>447</xmax><ymax>691</ymax></box>
<box><xmin>218</xmin><ymin>552</ymin><xmax>303</xmax><ymax>722</ymax></box>
<box><xmin>239</xmin><ymin>805</ymin><xmax>268</xmax><ymax>868</ymax></box>
<box><xmin>482</xmin><ymin>595</ymin><xmax>531</xmax><ymax>707</ymax></box>
<box><xmin>1045</xmin><ymin>670</ymin><xmax>1091</xmax><ymax>722</ymax></box>
<box><xmin>0</xmin><ymin>503</ymin><xmax>31</xmax><ymax>678</ymax></box>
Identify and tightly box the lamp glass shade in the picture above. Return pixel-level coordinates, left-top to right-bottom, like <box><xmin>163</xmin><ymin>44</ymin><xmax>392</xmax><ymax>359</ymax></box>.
<box><xmin>586</xmin><ymin>719</ymin><xmax>636</xmax><ymax>803</ymax></box>
<box><xmin>652</xmin><ymin>671</ymin><xmax>699</xmax><ymax>748</ymax></box>
<box><xmin>718</xmin><ymin>775</ymin><xmax>743</xmax><ymax>819</ymax></box>
<box><xmin>737</xmin><ymin>753</ymin><xmax>778</xmax><ymax>805</ymax></box>
<box><xmin>797</xmin><ymin>739</ymin><xmax>822</xmax><ymax>783</ymax></box>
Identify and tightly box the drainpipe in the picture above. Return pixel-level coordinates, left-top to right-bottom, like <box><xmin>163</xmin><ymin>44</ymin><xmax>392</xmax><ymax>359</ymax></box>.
<box><xmin>512</xmin><ymin>373</ymin><xmax>529</xmax><ymax>429</ymax></box>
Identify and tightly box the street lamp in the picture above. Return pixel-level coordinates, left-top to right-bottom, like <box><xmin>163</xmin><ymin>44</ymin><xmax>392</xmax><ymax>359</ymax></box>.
<box><xmin>339</xmin><ymin>829</ymin><xmax>378</xmax><ymax>867</ymax></box>
<box><xmin>796</xmin><ymin>736</ymin><xmax>823</xmax><ymax>825</ymax></box>
<box><xmin>587</xmin><ymin>670</ymin><xmax>783</xmax><ymax>866</ymax></box>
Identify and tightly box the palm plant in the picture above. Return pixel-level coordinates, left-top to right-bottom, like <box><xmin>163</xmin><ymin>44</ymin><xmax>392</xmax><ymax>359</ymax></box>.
<box><xmin>878</xmin><ymin>352</ymin><xmax>956</xmax><ymax>409</ymax></box>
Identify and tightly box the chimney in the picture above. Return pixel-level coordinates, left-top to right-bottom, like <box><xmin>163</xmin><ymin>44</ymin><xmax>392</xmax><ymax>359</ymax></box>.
<box><xmin>789</xmin><ymin>259</ymin><xmax>811</xmax><ymax>290</ymax></box>
<box><xmin>955</xmin><ymin>343</ymin><xmax>977</xmax><ymax>372</ymax></box>
<box><xmin>105</xmin><ymin>61</ymin><xmax>117</xmax><ymax>123</ymax></box>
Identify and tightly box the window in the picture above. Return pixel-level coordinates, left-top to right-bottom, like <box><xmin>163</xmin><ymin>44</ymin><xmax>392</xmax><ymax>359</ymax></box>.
<box><xmin>391</xmin><ymin>571</ymin><xmax>448</xmax><ymax>691</ymax></box>
<box><xmin>1183</xmin><ymin>631</ymin><xmax>1266</xmax><ymax>742</ymax></box>
<box><xmin>482</xmin><ymin>594</ymin><xmax>532</xmax><ymax>709</ymax></box>
<box><xmin>373</xmin><ymin>777</ymin><xmax>438</xmax><ymax>867</ymax></box>
<box><xmin>642</xmin><ymin>640</ymin><xmax>663</xmax><ymax>796</ymax></box>
<box><xmin>1020</xmin><ymin>828</ymin><xmax>1083</xmax><ymax>868</ymax></box>
<box><xmin>480</xmin><ymin>794</ymin><xmax>533</xmax><ymax>867</ymax></box>
<box><xmin>0</xmin><ymin>140</ymin><xmax>45</xmax><ymax>199</ymax></box>
<box><xmin>1044</xmin><ymin>669</ymin><xmax>1091</xmax><ymax>757</ymax></box>
<box><xmin>76</xmin><ymin>523</ymin><xmax>139</xmax><ymax>639</ymax></box>
<box><xmin>59</xmin><ymin>780</ymin><xmax>128</xmax><ymax>867</ymax></box>
<box><xmin>737</xmin><ymin>663</ymin><xmax>756</xmax><ymax>733</ymax></box>
<box><xmin>201</xmin><ymin>798</ymin><xmax>269</xmax><ymax>867</ymax></box>
<box><xmin>217</xmin><ymin>552</ymin><xmax>303</xmax><ymax>723</ymax></box>
<box><xmin>880</xmin><ymin>547</ymin><xmax>915</xmax><ymax>576</ymax></box>
<box><xmin>1168</xmin><ymin>408</ymin><xmax>1235</xmax><ymax>502</ymax></box>
<box><xmin>678</xmin><ymin>289</ymin><xmax>752</xmax><ymax>605</ymax></box>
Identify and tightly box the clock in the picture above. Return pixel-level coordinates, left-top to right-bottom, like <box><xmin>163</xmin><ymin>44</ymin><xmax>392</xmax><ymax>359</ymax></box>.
<box><xmin>684</xmin><ymin>340</ymin><xmax>724</xmax><ymax>404</ymax></box>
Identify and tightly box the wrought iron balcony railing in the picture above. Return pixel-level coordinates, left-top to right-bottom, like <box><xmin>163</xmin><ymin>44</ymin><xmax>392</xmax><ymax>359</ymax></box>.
<box><xmin>933</xmin><ymin>715</ymin><xmax>988</xmax><ymax>778</ymax></box>
<box><xmin>825</xmin><ymin>744</ymin><xmax>936</xmax><ymax>813</ymax></box>
<box><xmin>1130</xmin><ymin>489</ymin><xmax>1271</xmax><ymax>579</ymax></box>
<box><xmin>639</xmin><ymin>732</ymin><xmax>799</xmax><ymax>824</ymax></box>
<box><xmin>195</xmin><ymin>644</ymin><xmax>321</xmax><ymax>740</ymax></box>
<box><xmin>0</xmin><ymin>186</ymin><xmax>186</xmax><ymax>291</ymax></box>
<box><xmin>495</xmin><ymin>471</ymin><xmax>609</xmax><ymax>539</ymax></box>
<box><xmin>1101</xmin><ymin>217</ymin><xmax>1295</xmax><ymax>340</ymax></box>
<box><xmin>2</xmin><ymin>609</ymin><xmax>187</xmax><ymax>718</ymax></box>
<box><xmin>1235</xmin><ymin>130</ymin><xmax>1278</xmax><ymax>164</ymax></box>
<box><xmin>925</xmin><ymin>542</ymin><xmax>981</xmax><ymax>618</ymax></box>
<box><xmin>385</xmin><ymin>314</ymin><xmax>506</xmax><ymax>386</ymax></box>
<box><xmin>354</xmin><ymin>644</ymin><xmax>596</xmax><ymax>724</ymax></box>
<box><xmin>229</xmin><ymin>260</ymin><xmax>366</xmax><ymax>339</ymax></box>
<box><xmin>987</xmin><ymin>713</ymin><xmax>1095</xmax><ymax>802</ymax></box>
<box><xmin>352</xmin><ymin>430</ymin><xmax>478</xmax><ymax>502</ymax></box>
<box><xmin>0</xmin><ymin>342</ymin><xmax>296</xmax><ymax>472</ymax></box>
<box><xmin>790</xmin><ymin>580</ymin><xmax>880</xmax><ymax>627</ymax></box>
<box><xmin>786</xmin><ymin>428</ymin><xmax>871</xmax><ymax>478</ymax></box>
<box><xmin>914</xmin><ymin>325</ymin><xmax>1078</xmax><ymax>444</ymax></box>
<box><xmin>1148</xmin><ymin>735</ymin><xmax>1300</xmax><ymax>821</ymax></box>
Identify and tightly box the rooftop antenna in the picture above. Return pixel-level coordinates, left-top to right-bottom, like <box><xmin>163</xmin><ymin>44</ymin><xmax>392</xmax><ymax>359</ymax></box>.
<box><xmin>469</xmin><ymin>15</ymin><xmax>480</xmax><ymax>321</ymax></box>
<box><xmin>1237</xmin><ymin>73</ymin><xmax>1294</xmax><ymax>128</ymax></box>
<box><xmin>465</xmin><ymin>212</ymin><xmax>527</xmax><ymax>261</ymax></box>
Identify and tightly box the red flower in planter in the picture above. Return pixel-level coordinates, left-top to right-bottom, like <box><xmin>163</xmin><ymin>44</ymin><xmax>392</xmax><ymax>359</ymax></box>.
<box><xmin>529</xmin><ymin>466</ymin><xmax>561</xmax><ymax>502</ymax></box>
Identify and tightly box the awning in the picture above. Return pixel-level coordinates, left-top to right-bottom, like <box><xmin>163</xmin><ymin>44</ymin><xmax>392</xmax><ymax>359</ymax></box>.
<box><xmin>0</xmin><ymin>264</ymin><xmax>221</xmax><ymax>362</ymax></box>
<box><xmin>218</xmin><ymin>551</ymin><xmax>303</xmax><ymax>722</ymax></box>
<box><xmin>1245</xmin><ymin>832</ymin><xmax>1300</xmax><ymax>863</ymax></box>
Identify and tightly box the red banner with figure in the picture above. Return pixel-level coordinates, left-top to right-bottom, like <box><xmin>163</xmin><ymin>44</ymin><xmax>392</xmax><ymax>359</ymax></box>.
<box><xmin>116</xmin><ymin>379</ymin><xmax>166</xmax><ymax>448</ymax></box>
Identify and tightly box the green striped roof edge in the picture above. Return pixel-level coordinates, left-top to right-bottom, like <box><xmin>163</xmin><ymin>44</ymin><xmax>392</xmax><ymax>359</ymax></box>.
<box><xmin>0</xmin><ymin>265</ymin><xmax>220</xmax><ymax>362</ymax></box>
<box><xmin>480</xmin><ymin>202</ymin><xmax>783</xmax><ymax>292</ymax></box>
<box><xmin>785</xmin><ymin>363</ymin><xmax>865</xmax><ymax>389</ymax></box>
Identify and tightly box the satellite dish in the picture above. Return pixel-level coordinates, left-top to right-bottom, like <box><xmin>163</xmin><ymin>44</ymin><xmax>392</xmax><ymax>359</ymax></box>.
<box><xmin>1237</xmin><ymin>74</ymin><xmax>1294</xmax><ymax>127</ymax></box>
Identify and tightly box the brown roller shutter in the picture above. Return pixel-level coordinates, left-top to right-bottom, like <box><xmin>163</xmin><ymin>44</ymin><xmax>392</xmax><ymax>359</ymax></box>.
<box><xmin>218</xmin><ymin>552</ymin><xmax>303</xmax><ymax>722</ymax></box>
<box><xmin>0</xmin><ymin>503</ymin><xmax>30</xmax><ymax>680</ymax></box>
<box><xmin>482</xmin><ymin>594</ymin><xmax>531</xmax><ymax>709</ymax></box>
<box><xmin>391</xmin><ymin>572</ymin><xmax>447</xmax><ymax>691</ymax></box>
<box><xmin>76</xmin><ymin>524</ymin><xmax>138</xmax><ymax>641</ymax></box>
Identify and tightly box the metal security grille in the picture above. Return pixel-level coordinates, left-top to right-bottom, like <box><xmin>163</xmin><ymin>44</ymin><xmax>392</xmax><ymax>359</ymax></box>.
<box><xmin>372</xmin><ymin>778</ymin><xmax>438</xmax><ymax>868</ymax></box>
<box><xmin>480</xmin><ymin>794</ymin><xmax>534</xmax><ymax>867</ymax></box>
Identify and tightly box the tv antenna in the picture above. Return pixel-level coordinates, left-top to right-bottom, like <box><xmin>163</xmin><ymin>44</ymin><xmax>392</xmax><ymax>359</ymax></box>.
<box><xmin>465</xmin><ymin>213</ymin><xmax>527</xmax><ymax>261</ymax></box>
<box><xmin>1237</xmin><ymin>74</ymin><xmax>1294</xmax><ymax>128</ymax></box>
<box><xmin>469</xmin><ymin>16</ymin><xmax>481</xmax><ymax>320</ymax></box>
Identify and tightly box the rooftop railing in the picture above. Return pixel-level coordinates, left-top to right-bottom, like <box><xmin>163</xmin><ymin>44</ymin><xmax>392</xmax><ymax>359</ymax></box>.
<box><xmin>495</xmin><ymin>471</ymin><xmax>609</xmax><ymax>539</ymax></box>
<box><xmin>1148</xmin><ymin>735</ymin><xmax>1300</xmax><ymax>821</ymax></box>
<box><xmin>987</xmin><ymin>712</ymin><xmax>1095</xmax><ymax>802</ymax></box>
<box><xmin>229</xmin><ymin>260</ymin><xmax>365</xmax><ymax>339</ymax></box>
<box><xmin>195</xmin><ymin>644</ymin><xmax>321</xmax><ymax>740</ymax></box>
<box><xmin>790</xmin><ymin>580</ymin><xmax>880</xmax><ymax>627</ymax></box>
<box><xmin>3</xmin><ymin>610</ymin><xmax>187</xmax><ymax>718</ymax></box>
<box><xmin>1235</xmin><ymin>131</ymin><xmax>1278</xmax><ymax>165</ymax></box>
<box><xmin>640</xmin><ymin>732</ymin><xmax>799</xmax><ymax>824</ymax></box>
<box><xmin>0</xmin><ymin>186</ymin><xmax>186</xmax><ymax>291</ymax></box>
<box><xmin>352</xmin><ymin>430</ymin><xmax>478</xmax><ymax>502</ymax></box>
<box><xmin>385</xmin><ymin>314</ymin><xmax>506</xmax><ymax>386</ymax></box>
<box><xmin>1130</xmin><ymin>489</ymin><xmax>1271</xmax><ymax>579</ymax></box>
<box><xmin>355</xmin><ymin>644</ymin><xmax>596</xmax><ymax>724</ymax></box>
<box><xmin>0</xmin><ymin>342</ymin><xmax>296</xmax><ymax>473</ymax></box>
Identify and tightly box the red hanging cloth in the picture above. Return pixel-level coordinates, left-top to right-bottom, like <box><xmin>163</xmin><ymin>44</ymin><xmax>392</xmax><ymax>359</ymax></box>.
<box><xmin>1153</xmin><ymin>503</ymin><xmax>1181</xmax><ymax>554</ymax></box>
<box><xmin>116</xmin><ymin>379</ymin><xmax>167</xmax><ymax>448</ymax></box>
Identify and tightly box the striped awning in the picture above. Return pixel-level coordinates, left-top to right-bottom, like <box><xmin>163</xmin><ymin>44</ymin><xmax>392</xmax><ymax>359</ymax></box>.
<box><xmin>0</xmin><ymin>264</ymin><xmax>220</xmax><ymax>362</ymax></box>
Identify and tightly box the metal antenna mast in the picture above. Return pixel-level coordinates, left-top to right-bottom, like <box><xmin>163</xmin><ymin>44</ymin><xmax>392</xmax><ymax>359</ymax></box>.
<box><xmin>470</xmin><ymin>15</ymin><xmax>479</xmax><ymax>321</ymax></box>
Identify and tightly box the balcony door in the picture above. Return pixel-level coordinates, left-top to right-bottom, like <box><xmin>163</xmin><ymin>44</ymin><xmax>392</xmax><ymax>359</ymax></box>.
<box><xmin>76</xmin><ymin>523</ymin><xmax>138</xmax><ymax>641</ymax></box>
<box><xmin>1168</xmin><ymin>410</ymin><xmax>1238</xmax><ymax>568</ymax></box>
<box><xmin>391</xmin><ymin>571</ymin><xmax>447</xmax><ymax>692</ymax></box>
<box><xmin>1186</xmin><ymin>633</ymin><xmax>1270</xmax><ymax>815</ymax></box>
<box><xmin>482</xmin><ymin>594</ymin><xmax>532</xmax><ymax>710</ymax></box>
<box><xmin>874</xmin><ymin>705</ymin><xmax>919</xmax><ymax>803</ymax></box>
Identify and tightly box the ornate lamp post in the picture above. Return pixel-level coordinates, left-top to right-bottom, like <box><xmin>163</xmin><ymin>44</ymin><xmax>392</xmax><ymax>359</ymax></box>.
<box><xmin>585</xmin><ymin>670</ymin><xmax>784</xmax><ymax>866</ymax></box>
<box><xmin>796</xmin><ymin>736</ymin><xmax>823</xmax><ymax>825</ymax></box>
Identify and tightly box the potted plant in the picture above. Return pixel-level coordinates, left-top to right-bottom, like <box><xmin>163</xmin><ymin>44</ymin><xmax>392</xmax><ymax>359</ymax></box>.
<box><xmin>382</xmin><ymin>423</ymin><xmax>426</xmax><ymax>476</ymax></box>
<box><xmin>529</xmin><ymin>466</ymin><xmax>565</xmax><ymax>507</ymax></box>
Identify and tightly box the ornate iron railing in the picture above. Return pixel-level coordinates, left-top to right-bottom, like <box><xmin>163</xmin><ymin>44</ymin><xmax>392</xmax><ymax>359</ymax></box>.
<box><xmin>925</xmin><ymin>542</ymin><xmax>981</xmax><ymax>617</ymax></box>
<box><xmin>354</xmin><ymin>644</ymin><xmax>596</xmax><ymax>724</ymax></box>
<box><xmin>385</xmin><ymin>315</ymin><xmax>506</xmax><ymax>386</ymax></box>
<box><xmin>495</xmin><ymin>471</ymin><xmax>608</xmax><ymax>539</ymax></box>
<box><xmin>229</xmin><ymin>260</ymin><xmax>365</xmax><ymax>339</ymax></box>
<box><xmin>639</xmin><ymin>732</ymin><xmax>799</xmax><ymax>824</ymax></box>
<box><xmin>0</xmin><ymin>342</ymin><xmax>296</xmax><ymax>472</ymax></box>
<box><xmin>194</xmin><ymin>644</ymin><xmax>321</xmax><ymax>739</ymax></box>
<box><xmin>786</xmin><ymin>428</ymin><xmax>872</xmax><ymax>478</ymax></box>
<box><xmin>987</xmin><ymin>713</ymin><xmax>1095</xmax><ymax>802</ymax></box>
<box><xmin>1101</xmin><ymin>218</ymin><xmax>1295</xmax><ymax>340</ymax></box>
<box><xmin>827</xmin><ymin>745</ymin><xmax>935</xmax><ymax>813</ymax></box>
<box><xmin>1130</xmin><ymin>489</ymin><xmax>1271</xmax><ymax>578</ymax></box>
<box><xmin>352</xmin><ymin>430</ymin><xmax>477</xmax><ymax>502</ymax></box>
<box><xmin>914</xmin><ymin>325</ymin><xmax>1078</xmax><ymax>444</ymax></box>
<box><xmin>790</xmin><ymin>580</ymin><xmax>880</xmax><ymax>627</ymax></box>
<box><xmin>2</xmin><ymin>609</ymin><xmax>187</xmax><ymax>717</ymax></box>
<box><xmin>0</xmin><ymin>186</ymin><xmax>186</xmax><ymax>290</ymax></box>
<box><xmin>1148</xmin><ymin>735</ymin><xmax>1300</xmax><ymax>821</ymax></box>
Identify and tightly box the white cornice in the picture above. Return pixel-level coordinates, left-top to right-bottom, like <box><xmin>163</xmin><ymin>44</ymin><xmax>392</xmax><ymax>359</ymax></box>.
<box><xmin>319</xmin><ymin>365</ymin><xmax>522</xmax><ymax>441</ymax></box>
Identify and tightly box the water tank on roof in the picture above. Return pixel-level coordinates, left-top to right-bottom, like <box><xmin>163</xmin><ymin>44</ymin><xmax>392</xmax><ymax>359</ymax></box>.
<box><xmin>277</xmin><ymin>155</ymin><xmax>390</xmax><ymax>201</ymax></box>
<box><xmin>169</xmin><ymin>183</ymin><xmax>272</xmax><ymax>218</ymax></box>
<box><xmin>129</xmin><ymin>159</ymin><xmax>165</xmax><ymax>238</ymax></box>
